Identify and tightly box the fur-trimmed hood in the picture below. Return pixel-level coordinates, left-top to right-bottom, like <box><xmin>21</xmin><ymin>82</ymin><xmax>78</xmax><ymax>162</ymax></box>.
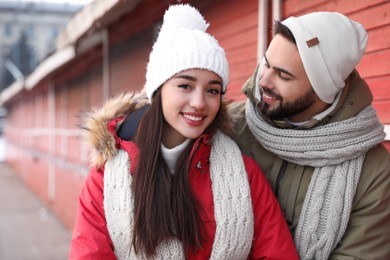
<box><xmin>81</xmin><ymin>91</ymin><xmax>149</xmax><ymax>167</ymax></box>
<box><xmin>81</xmin><ymin>91</ymin><xmax>235</xmax><ymax>167</ymax></box>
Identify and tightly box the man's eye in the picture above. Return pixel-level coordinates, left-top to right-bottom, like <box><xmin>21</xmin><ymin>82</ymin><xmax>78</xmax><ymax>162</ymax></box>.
<box><xmin>279</xmin><ymin>73</ymin><xmax>291</xmax><ymax>81</ymax></box>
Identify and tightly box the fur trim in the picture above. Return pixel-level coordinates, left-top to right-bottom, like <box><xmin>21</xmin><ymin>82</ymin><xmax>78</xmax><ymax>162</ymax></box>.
<box><xmin>80</xmin><ymin>91</ymin><xmax>149</xmax><ymax>167</ymax></box>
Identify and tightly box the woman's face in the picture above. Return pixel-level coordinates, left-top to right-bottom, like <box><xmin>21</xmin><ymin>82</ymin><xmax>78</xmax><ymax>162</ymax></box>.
<box><xmin>161</xmin><ymin>69</ymin><xmax>222</xmax><ymax>148</ymax></box>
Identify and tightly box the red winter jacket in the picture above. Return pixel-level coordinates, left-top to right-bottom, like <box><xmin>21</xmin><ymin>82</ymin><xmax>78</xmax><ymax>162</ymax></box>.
<box><xmin>69</xmin><ymin>135</ymin><xmax>298</xmax><ymax>259</ymax></box>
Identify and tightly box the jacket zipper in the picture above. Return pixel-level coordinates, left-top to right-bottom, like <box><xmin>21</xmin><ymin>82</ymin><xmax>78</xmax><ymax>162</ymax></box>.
<box><xmin>189</xmin><ymin>134</ymin><xmax>211</xmax><ymax>174</ymax></box>
<box><xmin>275</xmin><ymin>160</ymin><xmax>287</xmax><ymax>196</ymax></box>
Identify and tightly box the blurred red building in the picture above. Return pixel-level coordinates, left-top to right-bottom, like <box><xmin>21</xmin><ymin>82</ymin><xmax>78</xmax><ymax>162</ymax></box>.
<box><xmin>0</xmin><ymin>0</ymin><xmax>389</xmax><ymax>230</ymax></box>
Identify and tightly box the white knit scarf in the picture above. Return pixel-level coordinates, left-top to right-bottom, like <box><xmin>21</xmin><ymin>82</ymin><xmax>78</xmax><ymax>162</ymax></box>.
<box><xmin>104</xmin><ymin>131</ymin><xmax>254</xmax><ymax>259</ymax></box>
<box><xmin>245</xmin><ymin>100</ymin><xmax>385</xmax><ymax>259</ymax></box>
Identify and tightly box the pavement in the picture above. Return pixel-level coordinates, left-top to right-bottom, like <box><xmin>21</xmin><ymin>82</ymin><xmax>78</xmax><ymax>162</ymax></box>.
<box><xmin>0</xmin><ymin>162</ymin><xmax>72</xmax><ymax>260</ymax></box>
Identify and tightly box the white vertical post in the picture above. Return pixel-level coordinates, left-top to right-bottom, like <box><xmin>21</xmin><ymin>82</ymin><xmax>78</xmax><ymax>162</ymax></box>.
<box><xmin>257</xmin><ymin>0</ymin><xmax>269</xmax><ymax>63</ymax></box>
<box><xmin>272</xmin><ymin>0</ymin><xmax>282</xmax><ymax>23</ymax></box>
<box><xmin>48</xmin><ymin>82</ymin><xmax>56</xmax><ymax>202</ymax></box>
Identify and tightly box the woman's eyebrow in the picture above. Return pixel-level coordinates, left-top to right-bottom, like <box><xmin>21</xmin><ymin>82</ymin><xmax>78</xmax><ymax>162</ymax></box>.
<box><xmin>174</xmin><ymin>75</ymin><xmax>197</xmax><ymax>81</ymax></box>
<box><xmin>174</xmin><ymin>75</ymin><xmax>222</xmax><ymax>86</ymax></box>
<box><xmin>209</xmin><ymin>80</ymin><xmax>222</xmax><ymax>86</ymax></box>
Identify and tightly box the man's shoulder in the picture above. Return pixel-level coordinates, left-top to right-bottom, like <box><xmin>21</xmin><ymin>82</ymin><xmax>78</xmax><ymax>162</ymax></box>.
<box><xmin>228</xmin><ymin>100</ymin><xmax>247</xmax><ymax>129</ymax></box>
<box><xmin>228</xmin><ymin>100</ymin><xmax>246</xmax><ymax>114</ymax></box>
<box><xmin>364</xmin><ymin>143</ymin><xmax>390</xmax><ymax>172</ymax></box>
<box><xmin>356</xmin><ymin>143</ymin><xmax>390</xmax><ymax>199</ymax></box>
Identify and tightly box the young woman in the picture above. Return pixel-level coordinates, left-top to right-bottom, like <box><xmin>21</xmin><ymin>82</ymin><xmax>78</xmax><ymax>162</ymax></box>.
<box><xmin>69</xmin><ymin>4</ymin><xmax>298</xmax><ymax>260</ymax></box>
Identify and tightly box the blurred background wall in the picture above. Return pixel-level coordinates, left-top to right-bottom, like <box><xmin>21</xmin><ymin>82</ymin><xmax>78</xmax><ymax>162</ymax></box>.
<box><xmin>0</xmin><ymin>0</ymin><xmax>83</xmax><ymax>92</ymax></box>
<box><xmin>0</xmin><ymin>0</ymin><xmax>389</xmax><ymax>230</ymax></box>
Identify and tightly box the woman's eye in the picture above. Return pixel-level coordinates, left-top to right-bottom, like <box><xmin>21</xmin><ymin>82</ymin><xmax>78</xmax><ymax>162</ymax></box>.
<box><xmin>178</xmin><ymin>84</ymin><xmax>191</xmax><ymax>89</ymax></box>
<box><xmin>208</xmin><ymin>88</ymin><xmax>220</xmax><ymax>95</ymax></box>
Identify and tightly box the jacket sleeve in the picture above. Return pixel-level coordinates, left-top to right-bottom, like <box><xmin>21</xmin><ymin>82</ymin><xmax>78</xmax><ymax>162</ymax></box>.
<box><xmin>68</xmin><ymin>166</ymin><xmax>116</xmax><ymax>260</ymax></box>
<box><xmin>329</xmin><ymin>145</ymin><xmax>390</xmax><ymax>260</ymax></box>
<box><xmin>243</xmin><ymin>156</ymin><xmax>299</xmax><ymax>260</ymax></box>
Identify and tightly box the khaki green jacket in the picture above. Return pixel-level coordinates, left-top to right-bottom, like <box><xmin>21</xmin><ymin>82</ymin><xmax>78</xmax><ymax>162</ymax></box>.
<box><xmin>230</xmin><ymin>67</ymin><xmax>390</xmax><ymax>260</ymax></box>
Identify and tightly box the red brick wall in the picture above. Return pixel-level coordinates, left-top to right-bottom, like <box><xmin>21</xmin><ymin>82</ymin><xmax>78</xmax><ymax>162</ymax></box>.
<box><xmin>4</xmin><ymin>85</ymin><xmax>89</xmax><ymax>228</ymax></box>
<box><xmin>109</xmin><ymin>29</ymin><xmax>153</xmax><ymax>95</ymax></box>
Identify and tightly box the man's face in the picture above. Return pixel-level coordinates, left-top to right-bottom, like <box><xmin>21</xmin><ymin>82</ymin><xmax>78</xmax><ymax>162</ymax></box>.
<box><xmin>258</xmin><ymin>34</ymin><xmax>327</xmax><ymax>122</ymax></box>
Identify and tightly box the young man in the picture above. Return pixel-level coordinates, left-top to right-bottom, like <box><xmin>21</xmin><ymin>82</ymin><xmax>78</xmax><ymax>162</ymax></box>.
<box><xmin>231</xmin><ymin>11</ymin><xmax>390</xmax><ymax>259</ymax></box>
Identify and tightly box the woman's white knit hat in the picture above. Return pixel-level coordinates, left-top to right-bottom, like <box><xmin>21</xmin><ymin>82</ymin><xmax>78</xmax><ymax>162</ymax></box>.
<box><xmin>282</xmin><ymin>12</ymin><xmax>368</xmax><ymax>104</ymax></box>
<box><xmin>145</xmin><ymin>4</ymin><xmax>229</xmax><ymax>101</ymax></box>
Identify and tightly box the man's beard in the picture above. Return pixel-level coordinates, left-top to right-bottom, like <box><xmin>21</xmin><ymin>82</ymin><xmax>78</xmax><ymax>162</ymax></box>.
<box><xmin>258</xmin><ymin>87</ymin><xmax>316</xmax><ymax>120</ymax></box>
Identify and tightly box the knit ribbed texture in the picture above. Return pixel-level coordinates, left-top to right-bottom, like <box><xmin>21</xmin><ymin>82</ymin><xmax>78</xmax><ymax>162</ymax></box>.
<box><xmin>104</xmin><ymin>131</ymin><xmax>253</xmax><ymax>259</ymax></box>
<box><xmin>209</xmin><ymin>131</ymin><xmax>254</xmax><ymax>259</ymax></box>
<box><xmin>105</xmin><ymin>149</ymin><xmax>184</xmax><ymax>259</ymax></box>
<box><xmin>297</xmin><ymin>157</ymin><xmax>363</xmax><ymax>259</ymax></box>
<box><xmin>104</xmin><ymin>149</ymin><xmax>135</xmax><ymax>259</ymax></box>
<box><xmin>245</xmin><ymin>100</ymin><xmax>385</xmax><ymax>259</ymax></box>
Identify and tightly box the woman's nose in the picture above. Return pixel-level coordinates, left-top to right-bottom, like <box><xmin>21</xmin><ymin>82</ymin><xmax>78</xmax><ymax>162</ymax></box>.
<box><xmin>190</xmin><ymin>91</ymin><xmax>206</xmax><ymax>110</ymax></box>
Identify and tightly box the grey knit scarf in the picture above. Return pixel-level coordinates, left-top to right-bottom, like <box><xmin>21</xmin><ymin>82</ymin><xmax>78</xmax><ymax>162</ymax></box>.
<box><xmin>104</xmin><ymin>131</ymin><xmax>254</xmax><ymax>259</ymax></box>
<box><xmin>245</xmin><ymin>100</ymin><xmax>385</xmax><ymax>260</ymax></box>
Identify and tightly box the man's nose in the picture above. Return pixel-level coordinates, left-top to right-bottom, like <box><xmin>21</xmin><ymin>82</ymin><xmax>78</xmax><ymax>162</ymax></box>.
<box><xmin>259</xmin><ymin>68</ymin><xmax>271</xmax><ymax>88</ymax></box>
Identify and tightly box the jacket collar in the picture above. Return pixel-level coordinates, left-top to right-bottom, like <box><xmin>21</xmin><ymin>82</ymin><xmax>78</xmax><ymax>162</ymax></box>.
<box><xmin>107</xmin><ymin>115</ymin><xmax>139</xmax><ymax>173</ymax></box>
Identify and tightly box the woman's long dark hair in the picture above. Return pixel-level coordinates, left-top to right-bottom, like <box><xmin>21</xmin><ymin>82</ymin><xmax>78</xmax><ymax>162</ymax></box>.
<box><xmin>132</xmin><ymin>88</ymin><xmax>233</xmax><ymax>257</ymax></box>
<box><xmin>132</xmin><ymin>89</ymin><xmax>199</xmax><ymax>257</ymax></box>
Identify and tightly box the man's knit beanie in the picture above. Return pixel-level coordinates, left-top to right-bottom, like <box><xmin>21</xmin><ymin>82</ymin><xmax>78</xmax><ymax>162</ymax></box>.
<box><xmin>145</xmin><ymin>4</ymin><xmax>229</xmax><ymax>101</ymax></box>
<box><xmin>282</xmin><ymin>12</ymin><xmax>368</xmax><ymax>104</ymax></box>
